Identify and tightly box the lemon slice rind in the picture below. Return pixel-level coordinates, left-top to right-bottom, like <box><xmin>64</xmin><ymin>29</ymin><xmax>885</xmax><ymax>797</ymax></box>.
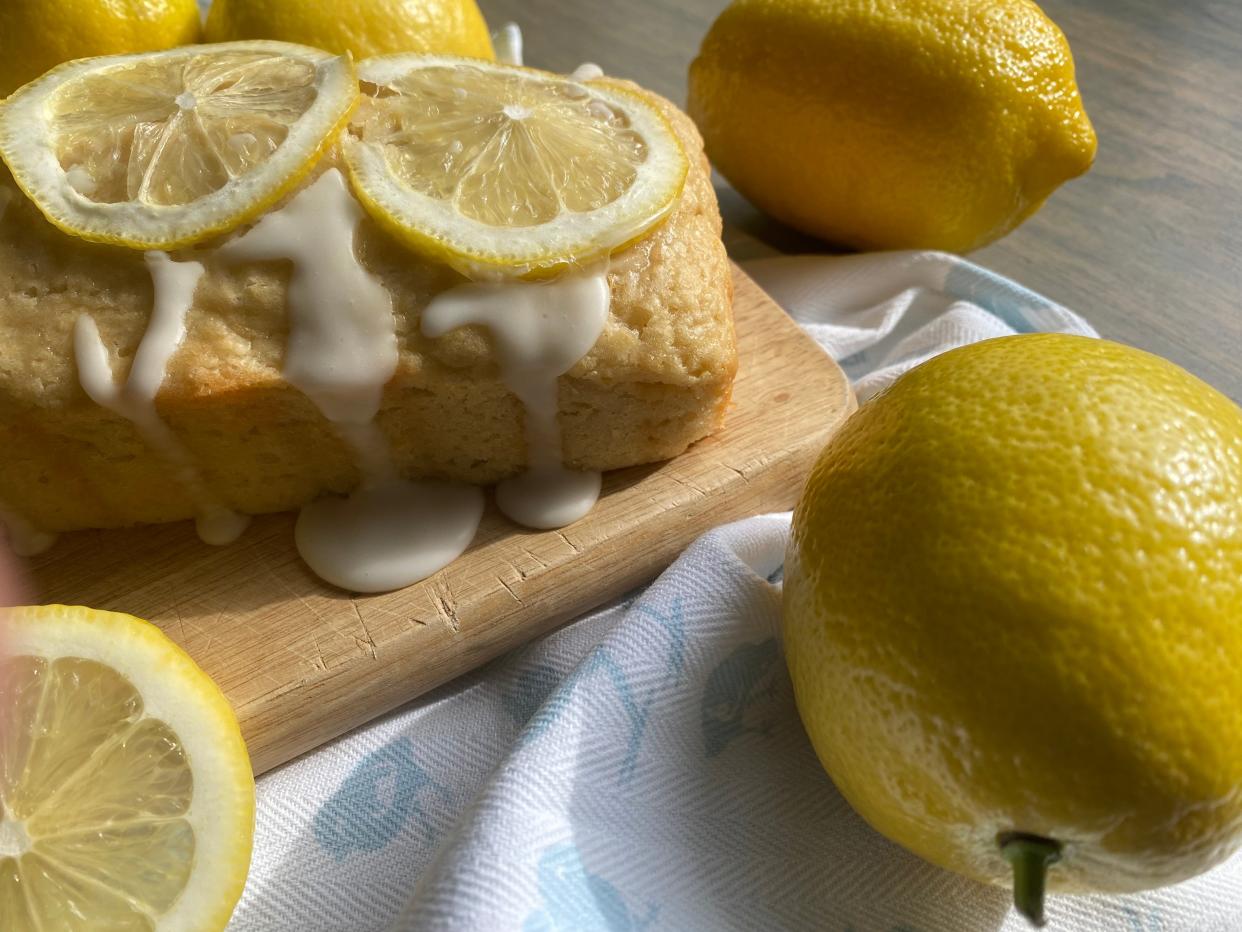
<box><xmin>0</xmin><ymin>41</ymin><xmax>357</xmax><ymax>250</ymax></box>
<box><xmin>344</xmin><ymin>55</ymin><xmax>689</xmax><ymax>277</ymax></box>
<box><xmin>2</xmin><ymin>604</ymin><xmax>253</xmax><ymax>931</ymax></box>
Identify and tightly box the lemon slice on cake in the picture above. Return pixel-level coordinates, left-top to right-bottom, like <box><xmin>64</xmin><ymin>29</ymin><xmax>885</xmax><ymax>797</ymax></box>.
<box><xmin>0</xmin><ymin>41</ymin><xmax>357</xmax><ymax>249</ymax></box>
<box><xmin>0</xmin><ymin>605</ymin><xmax>254</xmax><ymax>930</ymax></box>
<box><xmin>343</xmin><ymin>55</ymin><xmax>689</xmax><ymax>276</ymax></box>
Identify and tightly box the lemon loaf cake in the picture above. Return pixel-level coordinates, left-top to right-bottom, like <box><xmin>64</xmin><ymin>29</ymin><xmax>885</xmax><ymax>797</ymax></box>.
<box><xmin>0</xmin><ymin>44</ymin><xmax>735</xmax><ymax>554</ymax></box>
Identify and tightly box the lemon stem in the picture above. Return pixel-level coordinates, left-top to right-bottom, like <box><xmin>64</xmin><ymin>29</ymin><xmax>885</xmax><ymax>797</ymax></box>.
<box><xmin>1000</xmin><ymin>833</ymin><xmax>1062</xmax><ymax>927</ymax></box>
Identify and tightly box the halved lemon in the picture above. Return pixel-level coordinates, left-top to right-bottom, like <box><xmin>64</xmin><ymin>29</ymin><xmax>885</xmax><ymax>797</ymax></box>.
<box><xmin>343</xmin><ymin>55</ymin><xmax>689</xmax><ymax>276</ymax></box>
<box><xmin>0</xmin><ymin>41</ymin><xmax>357</xmax><ymax>249</ymax></box>
<box><xmin>0</xmin><ymin>605</ymin><xmax>254</xmax><ymax>930</ymax></box>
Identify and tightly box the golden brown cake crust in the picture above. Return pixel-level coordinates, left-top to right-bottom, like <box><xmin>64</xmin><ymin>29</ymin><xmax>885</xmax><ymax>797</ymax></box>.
<box><xmin>0</xmin><ymin>86</ymin><xmax>735</xmax><ymax>532</ymax></box>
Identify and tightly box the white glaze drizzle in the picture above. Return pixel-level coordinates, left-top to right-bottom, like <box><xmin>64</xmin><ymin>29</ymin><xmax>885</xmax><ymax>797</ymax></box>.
<box><xmin>0</xmin><ymin>505</ymin><xmax>57</xmax><ymax>557</ymax></box>
<box><xmin>219</xmin><ymin>169</ymin><xmax>397</xmax><ymax>426</ymax></box>
<box><xmin>74</xmin><ymin>251</ymin><xmax>249</xmax><ymax>545</ymax></box>
<box><xmin>295</xmin><ymin>481</ymin><xmax>484</xmax><ymax>593</ymax></box>
<box><xmin>221</xmin><ymin>168</ymin><xmax>484</xmax><ymax>592</ymax></box>
<box><xmin>422</xmin><ymin>271</ymin><xmax>609</xmax><ymax>530</ymax></box>
<box><xmin>493</xmin><ymin>22</ymin><xmax>524</xmax><ymax>66</ymax></box>
<box><xmin>570</xmin><ymin>62</ymin><xmax>604</xmax><ymax>81</ymax></box>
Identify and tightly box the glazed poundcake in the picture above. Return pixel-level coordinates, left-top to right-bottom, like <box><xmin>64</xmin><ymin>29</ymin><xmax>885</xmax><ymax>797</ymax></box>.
<box><xmin>0</xmin><ymin>91</ymin><xmax>735</xmax><ymax>534</ymax></box>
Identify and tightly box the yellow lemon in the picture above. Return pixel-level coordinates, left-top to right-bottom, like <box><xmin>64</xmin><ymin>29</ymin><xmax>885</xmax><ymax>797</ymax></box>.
<box><xmin>0</xmin><ymin>41</ymin><xmax>357</xmax><ymax>249</ymax></box>
<box><xmin>0</xmin><ymin>605</ymin><xmax>254</xmax><ymax>930</ymax></box>
<box><xmin>687</xmin><ymin>0</ymin><xmax>1097</xmax><ymax>252</ymax></box>
<box><xmin>0</xmin><ymin>0</ymin><xmax>201</xmax><ymax>98</ymax></box>
<box><xmin>205</xmin><ymin>0</ymin><xmax>494</xmax><ymax>61</ymax></box>
<box><xmin>783</xmin><ymin>335</ymin><xmax>1242</xmax><ymax>922</ymax></box>
<box><xmin>344</xmin><ymin>56</ymin><xmax>688</xmax><ymax>277</ymax></box>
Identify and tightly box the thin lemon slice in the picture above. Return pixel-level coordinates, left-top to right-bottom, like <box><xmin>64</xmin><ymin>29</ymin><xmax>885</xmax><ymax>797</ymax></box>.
<box><xmin>0</xmin><ymin>41</ymin><xmax>357</xmax><ymax>249</ymax></box>
<box><xmin>343</xmin><ymin>55</ymin><xmax>689</xmax><ymax>276</ymax></box>
<box><xmin>0</xmin><ymin>605</ymin><xmax>253</xmax><ymax>931</ymax></box>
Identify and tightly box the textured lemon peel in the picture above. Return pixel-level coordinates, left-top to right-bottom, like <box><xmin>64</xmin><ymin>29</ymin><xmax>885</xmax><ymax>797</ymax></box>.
<box><xmin>784</xmin><ymin>333</ymin><xmax>1242</xmax><ymax>895</ymax></box>
<box><xmin>686</xmin><ymin>0</ymin><xmax>1096</xmax><ymax>252</ymax></box>
<box><xmin>203</xmin><ymin>0</ymin><xmax>495</xmax><ymax>62</ymax></box>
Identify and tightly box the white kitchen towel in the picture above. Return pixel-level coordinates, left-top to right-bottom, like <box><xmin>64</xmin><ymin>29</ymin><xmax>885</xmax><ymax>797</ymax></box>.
<box><xmin>743</xmin><ymin>251</ymin><xmax>1097</xmax><ymax>401</ymax></box>
<box><xmin>228</xmin><ymin>250</ymin><xmax>1240</xmax><ymax>932</ymax></box>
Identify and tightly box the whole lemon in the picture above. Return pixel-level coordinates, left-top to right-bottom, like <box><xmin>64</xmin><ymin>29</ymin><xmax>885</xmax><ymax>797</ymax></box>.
<box><xmin>687</xmin><ymin>0</ymin><xmax>1097</xmax><ymax>252</ymax></box>
<box><xmin>205</xmin><ymin>0</ymin><xmax>494</xmax><ymax>61</ymax></box>
<box><xmin>783</xmin><ymin>335</ymin><xmax>1242</xmax><ymax>917</ymax></box>
<box><xmin>0</xmin><ymin>0</ymin><xmax>201</xmax><ymax>97</ymax></box>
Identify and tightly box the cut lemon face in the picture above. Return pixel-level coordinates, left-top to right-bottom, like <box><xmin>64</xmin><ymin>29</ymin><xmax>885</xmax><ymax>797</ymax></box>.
<box><xmin>0</xmin><ymin>41</ymin><xmax>357</xmax><ymax>249</ymax></box>
<box><xmin>0</xmin><ymin>605</ymin><xmax>253</xmax><ymax>931</ymax></box>
<box><xmin>344</xmin><ymin>55</ymin><xmax>689</xmax><ymax>276</ymax></box>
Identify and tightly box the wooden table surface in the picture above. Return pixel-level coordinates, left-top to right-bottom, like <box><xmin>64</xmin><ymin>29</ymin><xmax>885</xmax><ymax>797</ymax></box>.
<box><xmin>478</xmin><ymin>0</ymin><xmax>1242</xmax><ymax>400</ymax></box>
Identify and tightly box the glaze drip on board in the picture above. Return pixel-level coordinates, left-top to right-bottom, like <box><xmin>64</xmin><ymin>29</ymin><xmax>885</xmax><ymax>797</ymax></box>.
<box><xmin>295</xmin><ymin>481</ymin><xmax>485</xmax><ymax>593</ymax></box>
<box><xmin>73</xmin><ymin>251</ymin><xmax>250</xmax><ymax>546</ymax></box>
<box><xmin>422</xmin><ymin>270</ymin><xmax>609</xmax><ymax>530</ymax></box>
<box><xmin>221</xmin><ymin>168</ymin><xmax>484</xmax><ymax>593</ymax></box>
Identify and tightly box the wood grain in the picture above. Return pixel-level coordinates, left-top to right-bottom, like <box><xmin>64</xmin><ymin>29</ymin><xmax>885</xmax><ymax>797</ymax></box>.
<box><xmin>25</xmin><ymin>266</ymin><xmax>854</xmax><ymax>775</ymax></box>
<box><xmin>477</xmin><ymin>0</ymin><xmax>1242</xmax><ymax>401</ymax></box>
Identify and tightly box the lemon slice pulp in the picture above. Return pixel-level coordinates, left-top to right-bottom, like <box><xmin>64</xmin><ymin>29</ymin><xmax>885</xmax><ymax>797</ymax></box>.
<box><xmin>0</xmin><ymin>605</ymin><xmax>253</xmax><ymax>931</ymax></box>
<box><xmin>344</xmin><ymin>55</ymin><xmax>689</xmax><ymax>276</ymax></box>
<box><xmin>0</xmin><ymin>41</ymin><xmax>357</xmax><ymax>249</ymax></box>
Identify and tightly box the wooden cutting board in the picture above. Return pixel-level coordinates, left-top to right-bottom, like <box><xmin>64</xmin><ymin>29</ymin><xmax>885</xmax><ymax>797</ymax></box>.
<box><xmin>25</xmin><ymin>264</ymin><xmax>854</xmax><ymax>775</ymax></box>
